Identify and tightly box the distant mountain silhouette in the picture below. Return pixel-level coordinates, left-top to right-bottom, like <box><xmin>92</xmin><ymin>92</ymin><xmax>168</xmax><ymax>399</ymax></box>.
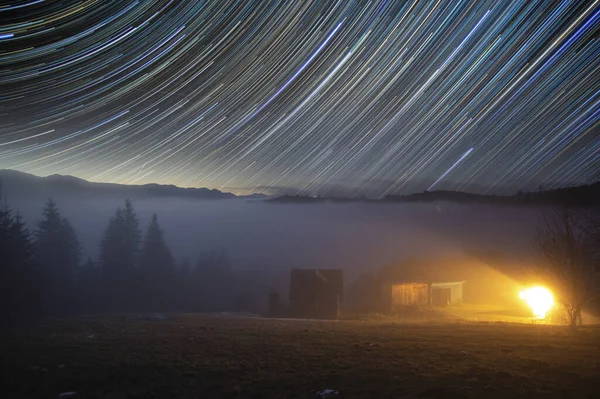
<box><xmin>1</xmin><ymin>169</ymin><xmax>597</xmax><ymax>206</ymax></box>
<box><xmin>269</xmin><ymin>183</ymin><xmax>600</xmax><ymax>206</ymax></box>
<box><xmin>385</xmin><ymin>184</ymin><xmax>600</xmax><ymax>206</ymax></box>
<box><xmin>268</xmin><ymin>195</ymin><xmax>366</xmax><ymax>204</ymax></box>
<box><xmin>0</xmin><ymin>169</ymin><xmax>242</xmax><ymax>201</ymax></box>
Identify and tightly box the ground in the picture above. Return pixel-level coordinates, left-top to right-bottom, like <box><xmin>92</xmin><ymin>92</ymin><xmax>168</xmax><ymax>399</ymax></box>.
<box><xmin>2</xmin><ymin>314</ymin><xmax>600</xmax><ymax>398</ymax></box>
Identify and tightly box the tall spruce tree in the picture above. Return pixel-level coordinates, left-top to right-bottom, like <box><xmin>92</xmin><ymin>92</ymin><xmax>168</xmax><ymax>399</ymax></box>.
<box><xmin>123</xmin><ymin>199</ymin><xmax>141</xmax><ymax>268</ymax></box>
<box><xmin>140</xmin><ymin>214</ymin><xmax>174</xmax><ymax>280</ymax></box>
<box><xmin>34</xmin><ymin>199</ymin><xmax>81</xmax><ymax>315</ymax></box>
<box><xmin>99</xmin><ymin>199</ymin><xmax>141</xmax><ymax>311</ymax></box>
<box><xmin>0</xmin><ymin>198</ymin><xmax>35</xmax><ymax>320</ymax></box>
<box><xmin>139</xmin><ymin>214</ymin><xmax>175</xmax><ymax>310</ymax></box>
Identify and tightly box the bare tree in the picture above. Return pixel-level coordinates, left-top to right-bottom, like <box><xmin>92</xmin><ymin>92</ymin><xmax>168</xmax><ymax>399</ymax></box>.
<box><xmin>535</xmin><ymin>207</ymin><xmax>600</xmax><ymax>326</ymax></box>
<box><xmin>581</xmin><ymin>208</ymin><xmax>600</xmax><ymax>257</ymax></box>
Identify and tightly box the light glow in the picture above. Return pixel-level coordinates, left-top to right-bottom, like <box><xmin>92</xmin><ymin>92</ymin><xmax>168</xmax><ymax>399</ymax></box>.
<box><xmin>519</xmin><ymin>286</ymin><xmax>554</xmax><ymax>319</ymax></box>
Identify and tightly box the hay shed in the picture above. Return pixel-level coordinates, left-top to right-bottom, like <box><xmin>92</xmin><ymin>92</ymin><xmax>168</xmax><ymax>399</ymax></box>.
<box><xmin>289</xmin><ymin>269</ymin><xmax>343</xmax><ymax>319</ymax></box>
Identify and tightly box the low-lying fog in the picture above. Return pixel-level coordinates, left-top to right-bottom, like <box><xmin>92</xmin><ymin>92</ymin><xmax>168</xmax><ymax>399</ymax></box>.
<box><xmin>13</xmin><ymin>197</ymin><xmax>543</xmax><ymax>279</ymax></box>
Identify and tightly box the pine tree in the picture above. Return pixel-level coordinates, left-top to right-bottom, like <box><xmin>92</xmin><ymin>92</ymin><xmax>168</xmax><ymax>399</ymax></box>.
<box><xmin>100</xmin><ymin>207</ymin><xmax>125</xmax><ymax>284</ymax></box>
<box><xmin>34</xmin><ymin>198</ymin><xmax>82</xmax><ymax>315</ymax></box>
<box><xmin>0</xmin><ymin>199</ymin><xmax>35</xmax><ymax>320</ymax></box>
<box><xmin>1</xmin><ymin>205</ymin><xmax>33</xmax><ymax>269</ymax></box>
<box><xmin>99</xmin><ymin>199</ymin><xmax>141</xmax><ymax>311</ymax></box>
<box><xmin>140</xmin><ymin>214</ymin><xmax>175</xmax><ymax>310</ymax></box>
<box><xmin>123</xmin><ymin>199</ymin><xmax>141</xmax><ymax>269</ymax></box>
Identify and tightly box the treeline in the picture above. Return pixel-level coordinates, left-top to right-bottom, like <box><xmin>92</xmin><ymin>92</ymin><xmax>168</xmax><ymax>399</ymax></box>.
<box><xmin>1</xmin><ymin>197</ymin><xmax>278</xmax><ymax>323</ymax></box>
<box><xmin>382</xmin><ymin>182</ymin><xmax>600</xmax><ymax>207</ymax></box>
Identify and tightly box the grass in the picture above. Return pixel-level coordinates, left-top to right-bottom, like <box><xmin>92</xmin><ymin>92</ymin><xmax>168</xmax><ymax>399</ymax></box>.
<box><xmin>2</xmin><ymin>314</ymin><xmax>600</xmax><ymax>398</ymax></box>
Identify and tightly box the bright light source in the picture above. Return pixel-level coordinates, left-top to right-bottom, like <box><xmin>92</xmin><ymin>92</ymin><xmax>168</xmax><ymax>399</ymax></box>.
<box><xmin>519</xmin><ymin>286</ymin><xmax>554</xmax><ymax>319</ymax></box>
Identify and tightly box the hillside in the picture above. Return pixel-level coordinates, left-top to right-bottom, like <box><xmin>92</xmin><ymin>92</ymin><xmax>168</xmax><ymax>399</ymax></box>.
<box><xmin>270</xmin><ymin>183</ymin><xmax>600</xmax><ymax>206</ymax></box>
<box><xmin>1</xmin><ymin>169</ymin><xmax>598</xmax><ymax>206</ymax></box>
<box><xmin>0</xmin><ymin>169</ymin><xmax>237</xmax><ymax>201</ymax></box>
<box><xmin>384</xmin><ymin>184</ymin><xmax>600</xmax><ymax>206</ymax></box>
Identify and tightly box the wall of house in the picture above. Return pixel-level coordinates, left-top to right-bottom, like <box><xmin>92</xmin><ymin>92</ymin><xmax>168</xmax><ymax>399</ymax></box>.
<box><xmin>431</xmin><ymin>283</ymin><xmax>463</xmax><ymax>306</ymax></box>
<box><xmin>289</xmin><ymin>269</ymin><xmax>343</xmax><ymax>318</ymax></box>
<box><xmin>450</xmin><ymin>283</ymin><xmax>463</xmax><ymax>304</ymax></box>
<box><xmin>390</xmin><ymin>283</ymin><xmax>429</xmax><ymax>310</ymax></box>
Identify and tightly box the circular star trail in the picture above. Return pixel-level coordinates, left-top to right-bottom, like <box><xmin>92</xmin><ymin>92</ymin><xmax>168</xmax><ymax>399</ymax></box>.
<box><xmin>0</xmin><ymin>0</ymin><xmax>599</xmax><ymax>197</ymax></box>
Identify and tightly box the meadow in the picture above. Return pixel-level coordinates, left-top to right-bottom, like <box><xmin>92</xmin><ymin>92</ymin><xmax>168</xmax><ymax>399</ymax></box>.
<box><xmin>2</xmin><ymin>314</ymin><xmax>599</xmax><ymax>398</ymax></box>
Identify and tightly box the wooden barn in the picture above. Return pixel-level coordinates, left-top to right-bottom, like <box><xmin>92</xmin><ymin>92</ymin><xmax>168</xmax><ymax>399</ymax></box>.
<box><xmin>289</xmin><ymin>269</ymin><xmax>343</xmax><ymax>319</ymax></box>
<box><xmin>382</xmin><ymin>280</ymin><xmax>465</xmax><ymax>311</ymax></box>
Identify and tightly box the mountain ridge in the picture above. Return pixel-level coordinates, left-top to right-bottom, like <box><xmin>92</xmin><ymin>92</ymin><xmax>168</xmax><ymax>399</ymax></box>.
<box><xmin>0</xmin><ymin>169</ymin><xmax>243</xmax><ymax>201</ymax></box>
<box><xmin>1</xmin><ymin>169</ymin><xmax>598</xmax><ymax>206</ymax></box>
<box><xmin>268</xmin><ymin>183</ymin><xmax>600</xmax><ymax>206</ymax></box>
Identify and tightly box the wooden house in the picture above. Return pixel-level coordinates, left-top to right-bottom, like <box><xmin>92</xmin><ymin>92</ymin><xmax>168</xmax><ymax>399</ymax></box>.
<box><xmin>289</xmin><ymin>269</ymin><xmax>343</xmax><ymax>319</ymax></box>
<box><xmin>382</xmin><ymin>280</ymin><xmax>465</xmax><ymax>311</ymax></box>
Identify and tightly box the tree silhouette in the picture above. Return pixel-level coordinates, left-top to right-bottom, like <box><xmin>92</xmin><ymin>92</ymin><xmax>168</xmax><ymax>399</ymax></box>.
<box><xmin>0</xmin><ymin>199</ymin><xmax>35</xmax><ymax>320</ymax></box>
<box><xmin>581</xmin><ymin>209</ymin><xmax>600</xmax><ymax>260</ymax></box>
<box><xmin>139</xmin><ymin>213</ymin><xmax>175</xmax><ymax>311</ymax></box>
<box><xmin>123</xmin><ymin>199</ymin><xmax>141</xmax><ymax>264</ymax></box>
<box><xmin>536</xmin><ymin>207</ymin><xmax>600</xmax><ymax>326</ymax></box>
<box><xmin>34</xmin><ymin>198</ymin><xmax>82</xmax><ymax>315</ymax></box>
<box><xmin>99</xmin><ymin>199</ymin><xmax>141</xmax><ymax>311</ymax></box>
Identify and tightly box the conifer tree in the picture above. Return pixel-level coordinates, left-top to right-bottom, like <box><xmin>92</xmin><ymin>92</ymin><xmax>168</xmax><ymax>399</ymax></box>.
<box><xmin>140</xmin><ymin>214</ymin><xmax>175</xmax><ymax>310</ymax></box>
<box><xmin>99</xmin><ymin>199</ymin><xmax>141</xmax><ymax>310</ymax></box>
<box><xmin>34</xmin><ymin>198</ymin><xmax>82</xmax><ymax>315</ymax></box>
<box><xmin>0</xmin><ymin>197</ymin><xmax>35</xmax><ymax>320</ymax></box>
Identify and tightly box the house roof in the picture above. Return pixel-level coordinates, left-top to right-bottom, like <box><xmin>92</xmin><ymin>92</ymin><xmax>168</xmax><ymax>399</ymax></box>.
<box><xmin>431</xmin><ymin>281</ymin><xmax>466</xmax><ymax>288</ymax></box>
<box><xmin>388</xmin><ymin>280</ymin><xmax>466</xmax><ymax>287</ymax></box>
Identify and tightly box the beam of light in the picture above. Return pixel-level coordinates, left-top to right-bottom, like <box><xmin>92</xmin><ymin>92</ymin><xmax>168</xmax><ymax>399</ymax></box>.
<box><xmin>428</xmin><ymin>147</ymin><xmax>474</xmax><ymax>191</ymax></box>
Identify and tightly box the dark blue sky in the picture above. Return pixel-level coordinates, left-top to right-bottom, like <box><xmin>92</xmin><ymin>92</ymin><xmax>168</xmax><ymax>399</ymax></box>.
<box><xmin>1</xmin><ymin>0</ymin><xmax>599</xmax><ymax>197</ymax></box>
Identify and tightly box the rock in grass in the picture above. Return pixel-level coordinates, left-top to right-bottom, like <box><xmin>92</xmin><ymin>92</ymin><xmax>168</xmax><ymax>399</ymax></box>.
<box><xmin>313</xmin><ymin>388</ymin><xmax>340</xmax><ymax>397</ymax></box>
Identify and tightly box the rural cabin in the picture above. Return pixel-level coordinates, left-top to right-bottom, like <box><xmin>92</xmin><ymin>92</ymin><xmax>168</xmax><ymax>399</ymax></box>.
<box><xmin>382</xmin><ymin>280</ymin><xmax>465</xmax><ymax>311</ymax></box>
<box><xmin>289</xmin><ymin>268</ymin><xmax>343</xmax><ymax>319</ymax></box>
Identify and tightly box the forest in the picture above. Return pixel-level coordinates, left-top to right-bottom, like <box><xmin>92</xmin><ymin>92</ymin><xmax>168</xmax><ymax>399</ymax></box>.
<box><xmin>0</xmin><ymin>196</ymin><xmax>270</xmax><ymax>322</ymax></box>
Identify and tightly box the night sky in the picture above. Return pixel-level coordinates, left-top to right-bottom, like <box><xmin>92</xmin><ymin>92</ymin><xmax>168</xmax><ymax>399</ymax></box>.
<box><xmin>1</xmin><ymin>0</ymin><xmax>599</xmax><ymax>197</ymax></box>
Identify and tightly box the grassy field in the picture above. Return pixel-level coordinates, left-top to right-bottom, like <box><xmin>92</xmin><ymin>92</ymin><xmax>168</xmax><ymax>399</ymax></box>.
<box><xmin>2</xmin><ymin>314</ymin><xmax>600</xmax><ymax>398</ymax></box>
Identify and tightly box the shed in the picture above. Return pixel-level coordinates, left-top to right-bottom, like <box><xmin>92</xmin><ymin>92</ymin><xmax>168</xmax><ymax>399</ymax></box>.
<box><xmin>382</xmin><ymin>280</ymin><xmax>465</xmax><ymax>311</ymax></box>
<box><xmin>382</xmin><ymin>282</ymin><xmax>429</xmax><ymax>310</ymax></box>
<box><xmin>289</xmin><ymin>269</ymin><xmax>343</xmax><ymax>319</ymax></box>
<box><xmin>430</xmin><ymin>281</ymin><xmax>464</xmax><ymax>306</ymax></box>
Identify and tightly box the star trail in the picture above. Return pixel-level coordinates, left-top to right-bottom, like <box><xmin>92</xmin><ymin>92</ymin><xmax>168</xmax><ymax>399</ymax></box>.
<box><xmin>0</xmin><ymin>0</ymin><xmax>599</xmax><ymax>197</ymax></box>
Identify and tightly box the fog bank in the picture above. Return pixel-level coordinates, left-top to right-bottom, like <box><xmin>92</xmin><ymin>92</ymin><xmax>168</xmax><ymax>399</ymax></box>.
<box><xmin>13</xmin><ymin>197</ymin><xmax>542</xmax><ymax>278</ymax></box>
